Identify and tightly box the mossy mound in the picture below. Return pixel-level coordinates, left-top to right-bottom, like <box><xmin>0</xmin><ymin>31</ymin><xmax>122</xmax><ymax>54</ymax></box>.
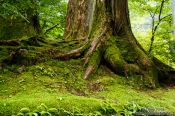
<box><xmin>0</xmin><ymin>38</ymin><xmax>175</xmax><ymax>115</ymax></box>
<box><xmin>0</xmin><ymin>59</ymin><xmax>175</xmax><ymax>115</ymax></box>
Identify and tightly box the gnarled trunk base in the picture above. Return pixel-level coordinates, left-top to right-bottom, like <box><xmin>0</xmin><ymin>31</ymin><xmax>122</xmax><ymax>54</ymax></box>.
<box><xmin>61</xmin><ymin>0</ymin><xmax>175</xmax><ymax>88</ymax></box>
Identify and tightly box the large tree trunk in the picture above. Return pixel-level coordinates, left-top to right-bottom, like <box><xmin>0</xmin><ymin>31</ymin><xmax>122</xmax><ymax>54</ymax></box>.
<box><xmin>63</xmin><ymin>0</ymin><xmax>175</xmax><ymax>88</ymax></box>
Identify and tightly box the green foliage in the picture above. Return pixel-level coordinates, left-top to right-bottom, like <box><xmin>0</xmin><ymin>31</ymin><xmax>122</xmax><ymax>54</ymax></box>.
<box><xmin>120</xmin><ymin>101</ymin><xmax>141</xmax><ymax>116</ymax></box>
<box><xmin>0</xmin><ymin>0</ymin><xmax>37</xmax><ymax>21</ymax></box>
<box><xmin>0</xmin><ymin>0</ymin><xmax>40</xmax><ymax>40</ymax></box>
<box><xmin>0</xmin><ymin>59</ymin><xmax>175</xmax><ymax>115</ymax></box>
<box><xmin>38</xmin><ymin>0</ymin><xmax>68</xmax><ymax>38</ymax></box>
<box><xmin>0</xmin><ymin>0</ymin><xmax>68</xmax><ymax>39</ymax></box>
<box><xmin>99</xmin><ymin>102</ymin><xmax>117</xmax><ymax>115</ymax></box>
<box><xmin>17</xmin><ymin>104</ymin><xmax>53</xmax><ymax>116</ymax></box>
<box><xmin>19</xmin><ymin>107</ymin><xmax>30</xmax><ymax>114</ymax></box>
<box><xmin>129</xmin><ymin>0</ymin><xmax>175</xmax><ymax>67</ymax></box>
<box><xmin>34</xmin><ymin>66</ymin><xmax>57</xmax><ymax>77</ymax></box>
<box><xmin>14</xmin><ymin>99</ymin><xmax>169</xmax><ymax>116</ymax></box>
<box><xmin>15</xmin><ymin>102</ymin><xmax>142</xmax><ymax>116</ymax></box>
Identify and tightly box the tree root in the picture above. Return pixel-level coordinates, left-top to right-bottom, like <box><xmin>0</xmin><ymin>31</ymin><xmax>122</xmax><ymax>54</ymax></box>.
<box><xmin>55</xmin><ymin>41</ymin><xmax>90</xmax><ymax>60</ymax></box>
<box><xmin>83</xmin><ymin>44</ymin><xmax>102</xmax><ymax>80</ymax></box>
<box><xmin>80</xmin><ymin>33</ymin><xmax>175</xmax><ymax>87</ymax></box>
<box><xmin>1</xmin><ymin>34</ymin><xmax>175</xmax><ymax>87</ymax></box>
<box><xmin>0</xmin><ymin>40</ymin><xmax>21</xmax><ymax>46</ymax></box>
<box><xmin>0</xmin><ymin>36</ymin><xmax>46</xmax><ymax>46</ymax></box>
<box><xmin>153</xmin><ymin>57</ymin><xmax>175</xmax><ymax>84</ymax></box>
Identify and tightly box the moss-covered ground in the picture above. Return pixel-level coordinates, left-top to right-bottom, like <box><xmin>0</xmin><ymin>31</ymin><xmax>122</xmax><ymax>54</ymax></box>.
<box><xmin>0</xmin><ymin>39</ymin><xmax>175</xmax><ymax>115</ymax></box>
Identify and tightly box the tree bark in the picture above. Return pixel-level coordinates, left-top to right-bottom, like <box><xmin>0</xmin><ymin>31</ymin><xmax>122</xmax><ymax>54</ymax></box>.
<box><xmin>62</xmin><ymin>0</ymin><xmax>175</xmax><ymax>88</ymax></box>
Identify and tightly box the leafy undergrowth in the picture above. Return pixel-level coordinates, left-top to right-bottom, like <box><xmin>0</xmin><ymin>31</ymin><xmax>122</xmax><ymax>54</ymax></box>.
<box><xmin>0</xmin><ymin>59</ymin><xmax>175</xmax><ymax>115</ymax></box>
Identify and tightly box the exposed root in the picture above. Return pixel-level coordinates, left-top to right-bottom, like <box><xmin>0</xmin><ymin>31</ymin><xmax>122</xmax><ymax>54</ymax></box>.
<box><xmin>83</xmin><ymin>28</ymin><xmax>107</xmax><ymax>79</ymax></box>
<box><xmin>84</xmin><ymin>31</ymin><xmax>106</xmax><ymax>65</ymax></box>
<box><xmin>0</xmin><ymin>36</ymin><xmax>46</xmax><ymax>46</ymax></box>
<box><xmin>84</xmin><ymin>37</ymin><xmax>101</xmax><ymax>65</ymax></box>
<box><xmin>55</xmin><ymin>41</ymin><xmax>90</xmax><ymax>60</ymax></box>
<box><xmin>153</xmin><ymin>57</ymin><xmax>175</xmax><ymax>84</ymax></box>
<box><xmin>51</xmin><ymin>39</ymin><xmax>85</xmax><ymax>46</ymax></box>
<box><xmin>153</xmin><ymin>57</ymin><xmax>175</xmax><ymax>72</ymax></box>
<box><xmin>0</xmin><ymin>40</ymin><xmax>21</xmax><ymax>46</ymax></box>
<box><xmin>84</xmin><ymin>66</ymin><xmax>94</xmax><ymax>80</ymax></box>
<box><xmin>1</xmin><ymin>35</ymin><xmax>175</xmax><ymax>87</ymax></box>
<box><xmin>83</xmin><ymin>44</ymin><xmax>103</xmax><ymax>80</ymax></box>
<box><xmin>104</xmin><ymin>43</ymin><xmax>126</xmax><ymax>75</ymax></box>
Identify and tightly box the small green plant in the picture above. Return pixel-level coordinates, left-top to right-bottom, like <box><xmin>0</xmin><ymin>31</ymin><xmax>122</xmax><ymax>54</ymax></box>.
<box><xmin>16</xmin><ymin>104</ymin><xmax>85</xmax><ymax>116</ymax></box>
<box><xmin>17</xmin><ymin>104</ymin><xmax>55</xmax><ymax>116</ymax></box>
<box><xmin>19</xmin><ymin>107</ymin><xmax>30</xmax><ymax>113</ymax></box>
<box><xmin>120</xmin><ymin>101</ymin><xmax>141</xmax><ymax>116</ymax></box>
<box><xmin>34</xmin><ymin>66</ymin><xmax>57</xmax><ymax>77</ymax></box>
<box><xmin>47</xmin><ymin>108</ymin><xmax>59</xmax><ymax>115</ymax></box>
<box><xmin>99</xmin><ymin>102</ymin><xmax>117</xmax><ymax>115</ymax></box>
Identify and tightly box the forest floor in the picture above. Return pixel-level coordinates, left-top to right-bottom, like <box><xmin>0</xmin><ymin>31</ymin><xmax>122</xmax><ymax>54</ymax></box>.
<box><xmin>0</xmin><ymin>38</ymin><xmax>175</xmax><ymax>115</ymax></box>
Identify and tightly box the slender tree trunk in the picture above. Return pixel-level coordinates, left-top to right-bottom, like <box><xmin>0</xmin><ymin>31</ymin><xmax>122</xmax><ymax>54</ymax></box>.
<box><xmin>63</xmin><ymin>0</ymin><xmax>175</xmax><ymax>88</ymax></box>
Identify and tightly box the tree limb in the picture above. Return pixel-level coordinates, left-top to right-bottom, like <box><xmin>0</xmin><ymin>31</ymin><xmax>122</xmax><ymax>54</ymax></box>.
<box><xmin>44</xmin><ymin>24</ymin><xmax>59</xmax><ymax>35</ymax></box>
<box><xmin>148</xmin><ymin>0</ymin><xmax>166</xmax><ymax>54</ymax></box>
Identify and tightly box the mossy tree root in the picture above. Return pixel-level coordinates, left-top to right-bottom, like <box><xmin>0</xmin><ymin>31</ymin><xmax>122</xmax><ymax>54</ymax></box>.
<box><xmin>81</xmin><ymin>34</ymin><xmax>158</xmax><ymax>87</ymax></box>
<box><xmin>2</xmin><ymin>34</ymin><xmax>175</xmax><ymax>87</ymax></box>
<box><xmin>51</xmin><ymin>31</ymin><xmax>174</xmax><ymax>87</ymax></box>
<box><xmin>0</xmin><ymin>36</ymin><xmax>45</xmax><ymax>46</ymax></box>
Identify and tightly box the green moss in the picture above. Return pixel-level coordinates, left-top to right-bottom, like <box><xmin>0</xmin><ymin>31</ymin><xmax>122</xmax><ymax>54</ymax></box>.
<box><xmin>104</xmin><ymin>42</ymin><xmax>126</xmax><ymax>72</ymax></box>
<box><xmin>105</xmin><ymin>45</ymin><xmax>122</xmax><ymax>63</ymax></box>
<box><xmin>88</xmin><ymin>49</ymin><xmax>102</xmax><ymax>66</ymax></box>
<box><xmin>0</xmin><ymin>49</ymin><xmax>9</xmax><ymax>63</ymax></box>
<box><xmin>0</xmin><ymin>19</ymin><xmax>35</xmax><ymax>40</ymax></box>
<box><xmin>0</xmin><ymin>52</ymin><xmax>175</xmax><ymax>115</ymax></box>
<box><xmin>88</xmin><ymin>0</ymin><xmax>106</xmax><ymax>40</ymax></box>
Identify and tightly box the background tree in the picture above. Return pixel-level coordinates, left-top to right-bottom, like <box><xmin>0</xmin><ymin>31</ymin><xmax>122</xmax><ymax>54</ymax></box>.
<box><xmin>0</xmin><ymin>0</ymin><xmax>42</xmax><ymax>40</ymax></box>
<box><xmin>0</xmin><ymin>0</ymin><xmax>67</xmax><ymax>40</ymax></box>
<box><xmin>130</xmin><ymin>0</ymin><xmax>174</xmax><ymax>67</ymax></box>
